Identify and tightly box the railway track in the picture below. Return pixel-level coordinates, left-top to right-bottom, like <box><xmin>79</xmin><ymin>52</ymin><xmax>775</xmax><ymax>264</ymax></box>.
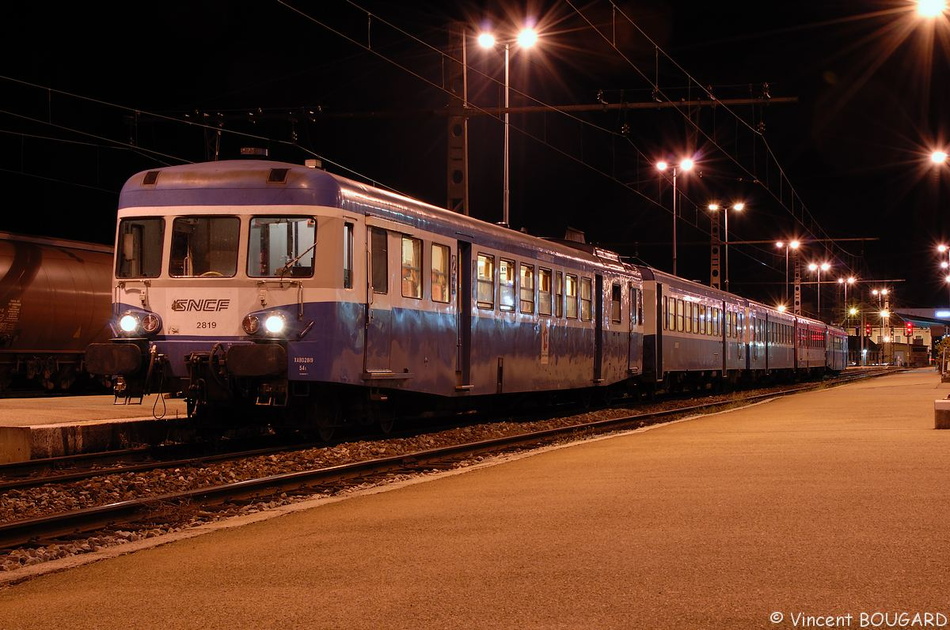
<box><xmin>0</xmin><ymin>438</ymin><xmax>321</xmax><ymax>492</ymax></box>
<box><xmin>0</xmin><ymin>368</ymin><xmax>894</xmax><ymax>554</ymax></box>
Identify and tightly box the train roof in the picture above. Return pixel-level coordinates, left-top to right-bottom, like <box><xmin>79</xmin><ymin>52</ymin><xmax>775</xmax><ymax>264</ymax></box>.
<box><xmin>119</xmin><ymin>159</ymin><xmax>637</xmax><ymax>277</ymax></box>
<box><xmin>637</xmin><ymin>263</ymin><xmax>844</xmax><ymax>331</ymax></box>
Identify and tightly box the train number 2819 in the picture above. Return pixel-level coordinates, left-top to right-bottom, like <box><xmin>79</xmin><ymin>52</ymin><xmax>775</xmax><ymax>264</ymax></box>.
<box><xmin>196</xmin><ymin>321</ymin><xmax>218</xmax><ymax>329</ymax></box>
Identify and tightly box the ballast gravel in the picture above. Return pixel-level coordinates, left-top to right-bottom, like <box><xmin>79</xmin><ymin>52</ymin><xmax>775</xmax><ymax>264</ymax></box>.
<box><xmin>0</xmin><ymin>405</ymin><xmax>664</xmax><ymax>574</ymax></box>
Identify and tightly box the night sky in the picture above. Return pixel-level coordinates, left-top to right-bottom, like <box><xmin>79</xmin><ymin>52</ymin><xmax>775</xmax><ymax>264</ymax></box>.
<box><xmin>2</xmin><ymin>1</ymin><xmax>948</xmax><ymax>311</ymax></box>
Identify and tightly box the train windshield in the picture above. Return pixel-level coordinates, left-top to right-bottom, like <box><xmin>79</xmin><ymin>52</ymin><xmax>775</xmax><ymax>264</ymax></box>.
<box><xmin>169</xmin><ymin>216</ymin><xmax>240</xmax><ymax>278</ymax></box>
<box><xmin>116</xmin><ymin>217</ymin><xmax>164</xmax><ymax>278</ymax></box>
<box><xmin>248</xmin><ymin>216</ymin><xmax>316</xmax><ymax>278</ymax></box>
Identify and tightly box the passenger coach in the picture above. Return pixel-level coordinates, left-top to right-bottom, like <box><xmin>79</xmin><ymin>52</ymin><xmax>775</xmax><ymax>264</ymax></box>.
<box><xmin>85</xmin><ymin>159</ymin><xmax>646</xmax><ymax>436</ymax></box>
<box><xmin>85</xmin><ymin>159</ymin><xmax>846</xmax><ymax>437</ymax></box>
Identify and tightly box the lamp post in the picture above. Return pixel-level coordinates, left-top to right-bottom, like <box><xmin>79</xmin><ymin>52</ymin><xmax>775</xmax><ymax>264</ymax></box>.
<box><xmin>656</xmin><ymin>158</ymin><xmax>694</xmax><ymax>276</ymax></box>
<box><xmin>871</xmin><ymin>288</ymin><xmax>890</xmax><ymax>311</ymax></box>
<box><xmin>933</xmin><ymin>152</ymin><xmax>948</xmax><ymax>303</ymax></box>
<box><xmin>477</xmin><ymin>27</ymin><xmax>537</xmax><ymax>227</ymax></box>
<box><xmin>880</xmin><ymin>306</ymin><xmax>891</xmax><ymax>364</ymax></box>
<box><xmin>775</xmin><ymin>239</ymin><xmax>800</xmax><ymax>307</ymax></box>
<box><xmin>939</xmin><ymin>244</ymin><xmax>950</xmax><ymax>306</ymax></box>
<box><xmin>871</xmin><ymin>288</ymin><xmax>890</xmax><ymax>352</ymax></box>
<box><xmin>808</xmin><ymin>261</ymin><xmax>831</xmax><ymax>318</ymax></box>
<box><xmin>708</xmin><ymin>202</ymin><xmax>744</xmax><ymax>292</ymax></box>
<box><xmin>838</xmin><ymin>275</ymin><xmax>856</xmax><ymax>325</ymax></box>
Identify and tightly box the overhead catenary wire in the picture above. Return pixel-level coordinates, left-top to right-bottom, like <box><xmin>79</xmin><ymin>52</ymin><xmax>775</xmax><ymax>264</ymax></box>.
<box><xmin>0</xmin><ymin>2</ymin><xmax>869</xmax><ymax>289</ymax></box>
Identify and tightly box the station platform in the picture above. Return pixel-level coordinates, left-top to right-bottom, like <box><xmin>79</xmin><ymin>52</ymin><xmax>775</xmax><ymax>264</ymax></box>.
<box><xmin>1</xmin><ymin>368</ymin><xmax>949</xmax><ymax>629</ymax></box>
<box><xmin>0</xmin><ymin>394</ymin><xmax>189</xmax><ymax>463</ymax></box>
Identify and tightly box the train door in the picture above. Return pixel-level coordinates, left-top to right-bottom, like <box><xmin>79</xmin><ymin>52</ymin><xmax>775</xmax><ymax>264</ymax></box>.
<box><xmin>741</xmin><ymin>308</ymin><xmax>750</xmax><ymax>370</ymax></box>
<box><xmin>457</xmin><ymin>240</ymin><xmax>472</xmax><ymax>390</ymax></box>
<box><xmin>364</xmin><ymin>225</ymin><xmax>393</xmax><ymax>373</ymax></box>
<box><xmin>594</xmin><ymin>274</ymin><xmax>604</xmax><ymax>383</ymax></box>
<box><xmin>792</xmin><ymin>319</ymin><xmax>799</xmax><ymax>369</ymax></box>
<box><xmin>628</xmin><ymin>283</ymin><xmax>642</xmax><ymax>373</ymax></box>
<box><xmin>718</xmin><ymin>299</ymin><xmax>727</xmax><ymax>378</ymax></box>
<box><xmin>749</xmin><ymin>311</ymin><xmax>760</xmax><ymax>368</ymax></box>
<box><xmin>651</xmin><ymin>283</ymin><xmax>664</xmax><ymax>382</ymax></box>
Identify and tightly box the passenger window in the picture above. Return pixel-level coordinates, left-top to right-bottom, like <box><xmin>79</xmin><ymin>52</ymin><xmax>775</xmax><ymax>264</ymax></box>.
<box><xmin>401</xmin><ymin>236</ymin><xmax>422</xmax><ymax>299</ymax></box>
<box><xmin>565</xmin><ymin>274</ymin><xmax>578</xmax><ymax>319</ymax></box>
<box><xmin>555</xmin><ymin>271</ymin><xmax>564</xmax><ymax>318</ymax></box>
<box><xmin>580</xmin><ymin>277</ymin><xmax>592</xmax><ymax>321</ymax></box>
<box><xmin>117</xmin><ymin>217</ymin><xmax>164</xmax><ymax>278</ymax></box>
<box><xmin>343</xmin><ymin>222</ymin><xmax>354</xmax><ymax>289</ymax></box>
<box><xmin>248</xmin><ymin>216</ymin><xmax>316</xmax><ymax>278</ymax></box>
<box><xmin>611</xmin><ymin>283</ymin><xmax>622</xmax><ymax>323</ymax></box>
<box><xmin>676</xmin><ymin>299</ymin><xmax>684</xmax><ymax>332</ymax></box>
<box><xmin>520</xmin><ymin>264</ymin><xmax>535</xmax><ymax>314</ymax></box>
<box><xmin>371</xmin><ymin>228</ymin><xmax>388</xmax><ymax>294</ymax></box>
<box><xmin>499</xmin><ymin>259</ymin><xmax>515</xmax><ymax>312</ymax></box>
<box><xmin>171</xmin><ymin>216</ymin><xmax>240</xmax><ymax>278</ymax></box>
<box><xmin>431</xmin><ymin>244</ymin><xmax>450</xmax><ymax>303</ymax></box>
<box><xmin>631</xmin><ymin>287</ymin><xmax>641</xmax><ymax>326</ymax></box>
<box><xmin>539</xmin><ymin>268</ymin><xmax>552</xmax><ymax>316</ymax></box>
<box><xmin>476</xmin><ymin>254</ymin><xmax>494</xmax><ymax>309</ymax></box>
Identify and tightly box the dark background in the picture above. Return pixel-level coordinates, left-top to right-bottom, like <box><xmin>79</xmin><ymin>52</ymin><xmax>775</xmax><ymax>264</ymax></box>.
<box><xmin>1</xmin><ymin>0</ymin><xmax>948</xmax><ymax>312</ymax></box>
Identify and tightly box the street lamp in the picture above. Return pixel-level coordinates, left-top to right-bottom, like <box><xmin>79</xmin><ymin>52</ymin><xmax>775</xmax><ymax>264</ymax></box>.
<box><xmin>775</xmin><ymin>239</ymin><xmax>800</xmax><ymax>307</ymax></box>
<box><xmin>478</xmin><ymin>26</ymin><xmax>538</xmax><ymax>227</ymax></box>
<box><xmin>708</xmin><ymin>202</ymin><xmax>744</xmax><ymax>292</ymax></box>
<box><xmin>871</xmin><ymin>287</ymin><xmax>890</xmax><ymax>309</ymax></box>
<box><xmin>808</xmin><ymin>261</ymin><xmax>831</xmax><ymax>318</ymax></box>
<box><xmin>838</xmin><ymin>276</ymin><xmax>856</xmax><ymax>325</ymax></box>
<box><xmin>656</xmin><ymin>158</ymin><xmax>694</xmax><ymax>276</ymax></box>
<box><xmin>917</xmin><ymin>0</ymin><xmax>948</xmax><ymax>17</ymax></box>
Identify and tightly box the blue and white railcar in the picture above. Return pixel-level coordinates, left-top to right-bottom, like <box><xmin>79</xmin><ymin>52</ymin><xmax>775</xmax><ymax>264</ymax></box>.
<box><xmin>824</xmin><ymin>322</ymin><xmax>849</xmax><ymax>373</ymax></box>
<box><xmin>638</xmin><ymin>266</ymin><xmax>740</xmax><ymax>389</ymax></box>
<box><xmin>85</xmin><ymin>159</ymin><xmax>645</xmax><ymax>434</ymax></box>
<box><xmin>761</xmin><ymin>303</ymin><xmax>797</xmax><ymax>374</ymax></box>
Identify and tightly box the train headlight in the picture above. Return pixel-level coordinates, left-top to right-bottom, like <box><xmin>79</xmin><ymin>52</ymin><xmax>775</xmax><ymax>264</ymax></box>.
<box><xmin>142</xmin><ymin>313</ymin><xmax>162</xmax><ymax>334</ymax></box>
<box><xmin>117</xmin><ymin>310</ymin><xmax>162</xmax><ymax>337</ymax></box>
<box><xmin>119</xmin><ymin>313</ymin><xmax>140</xmax><ymax>334</ymax></box>
<box><xmin>242</xmin><ymin>314</ymin><xmax>261</xmax><ymax>335</ymax></box>
<box><xmin>263</xmin><ymin>313</ymin><xmax>286</xmax><ymax>335</ymax></box>
<box><xmin>242</xmin><ymin>312</ymin><xmax>287</xmax><ymax>336</ymax></box>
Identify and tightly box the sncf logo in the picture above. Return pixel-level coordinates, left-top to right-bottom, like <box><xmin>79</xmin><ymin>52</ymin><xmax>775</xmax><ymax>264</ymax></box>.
<box><xmin>171</xmin><ymin>299</ymin><xmax>231</xmax><ymax>312</ymax></box>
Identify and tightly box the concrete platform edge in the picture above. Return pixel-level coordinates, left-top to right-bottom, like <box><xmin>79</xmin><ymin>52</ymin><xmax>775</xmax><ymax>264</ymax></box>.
<box><xmin>0</xmin><ymin>419</ymin><xmax>179</xmax><ymax>463</ymax></box>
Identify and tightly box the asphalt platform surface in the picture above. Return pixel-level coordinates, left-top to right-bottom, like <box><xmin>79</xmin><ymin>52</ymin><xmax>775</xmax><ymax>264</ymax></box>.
<box><xmin>1</xmin><ymin>368</ymin><xmax>949</xmax><ymax>629</ymax></box>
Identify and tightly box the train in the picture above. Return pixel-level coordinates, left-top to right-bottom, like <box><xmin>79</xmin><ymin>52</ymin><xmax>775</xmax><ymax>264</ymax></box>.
<box><xmin>0</xmin><ymin>231</ymin><xmax>113</xmax><ymax>392</ymax></box>
<box><xmin>84</xmin><ymin>159</ymin><xmax>848</xmax><ymax>437</ymax></box>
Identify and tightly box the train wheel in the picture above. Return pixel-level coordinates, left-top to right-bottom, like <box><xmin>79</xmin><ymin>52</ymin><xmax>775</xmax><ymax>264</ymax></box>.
<box><xmin>308</xmin><ymin>394</ymin><xmax>341</xmax><ymax>442</ymax></box>
<box><xmin>376</xmin><ymin>403</ymin><xmax>395</xmax><ymax>435</ymax></box>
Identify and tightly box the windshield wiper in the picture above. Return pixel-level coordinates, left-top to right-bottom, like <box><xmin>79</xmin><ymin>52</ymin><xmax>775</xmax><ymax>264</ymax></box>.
<box><xmin>277</xmin><ymin>241</ymin><xmax>317</xmax><ymax>278</ymax></box>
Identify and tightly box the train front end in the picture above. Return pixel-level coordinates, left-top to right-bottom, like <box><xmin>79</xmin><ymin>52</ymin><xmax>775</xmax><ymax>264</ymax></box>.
<box><xmin>85</xmin><ymin>160</ymin><xmax>353</xmax><ymax>421</ymax></box>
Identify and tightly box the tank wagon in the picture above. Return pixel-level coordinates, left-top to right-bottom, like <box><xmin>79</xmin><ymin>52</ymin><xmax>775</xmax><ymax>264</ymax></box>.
<box><xmin>0</xmin><ymin>232</ymin><xmax>113</xmax><ymax>391</ymax></box>
<box><xmin>84</xmin><ymin>159</ymin><xmax>848</xmax><ymax>437</ymax></box>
